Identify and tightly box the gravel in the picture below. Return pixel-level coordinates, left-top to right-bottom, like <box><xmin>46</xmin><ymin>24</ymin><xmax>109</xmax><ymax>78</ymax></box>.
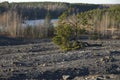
<box><xmin>0</xmin><ymin>39</ymin><xmax>120</xmax><ymax>79</ymax></box>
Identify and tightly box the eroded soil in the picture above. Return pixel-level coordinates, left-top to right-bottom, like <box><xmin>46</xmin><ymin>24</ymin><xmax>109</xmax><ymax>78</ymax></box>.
<box><xmin>0</xmin><ymin>38</ymin><xmax>120</xmax><ymax>80</ymax></box>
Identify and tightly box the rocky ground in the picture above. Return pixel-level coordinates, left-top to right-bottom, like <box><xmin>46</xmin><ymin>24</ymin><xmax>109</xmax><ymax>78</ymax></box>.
<box><xmin>0</xmin><ymin>37</ymin><xmax>120</xmax><ymax>80</ymax></box>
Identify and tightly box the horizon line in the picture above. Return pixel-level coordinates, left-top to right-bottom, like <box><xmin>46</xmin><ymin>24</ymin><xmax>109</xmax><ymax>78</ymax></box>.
<box><xmin>0</xmin><ymin>1</ymin><xmax>120</xmax><ymax>4</ymax></box>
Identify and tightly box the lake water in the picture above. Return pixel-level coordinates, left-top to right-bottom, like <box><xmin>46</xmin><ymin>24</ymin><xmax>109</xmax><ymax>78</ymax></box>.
<box><xmin>22</xmin><ymin>19</ymin><xmax>58</xmax><ymax>27</ymax></box>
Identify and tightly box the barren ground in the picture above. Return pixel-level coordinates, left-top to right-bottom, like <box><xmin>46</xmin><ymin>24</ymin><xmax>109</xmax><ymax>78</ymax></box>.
<box><xmin>0</xmin><ymin>37</ymin><xmax>120</xmax><ymax>80</ymax></box>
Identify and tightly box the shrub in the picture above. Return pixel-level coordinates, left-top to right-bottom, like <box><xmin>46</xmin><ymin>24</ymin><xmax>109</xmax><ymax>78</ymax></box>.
<box><xmin>52</xmin><ymin>24</ymin><xmax>85</xmax><ymax>51</ymax></box>
<box><xmin>52</xmin><ymin>36</ymin><xmax>62</xmax><ymax>45</ymax></box>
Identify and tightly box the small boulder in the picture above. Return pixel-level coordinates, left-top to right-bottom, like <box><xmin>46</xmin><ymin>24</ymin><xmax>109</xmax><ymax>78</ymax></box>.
<box><xmin>62</xmin><ymin>75</ymin><xmax>70</xmax><ymax>80</ymax></box>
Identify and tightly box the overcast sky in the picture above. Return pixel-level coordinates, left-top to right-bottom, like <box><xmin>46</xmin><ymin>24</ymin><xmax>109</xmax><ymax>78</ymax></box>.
<box><xmin>0</xmin><ymin>0</ymin><xmax>120</xmax><ymax>4</ymax></box>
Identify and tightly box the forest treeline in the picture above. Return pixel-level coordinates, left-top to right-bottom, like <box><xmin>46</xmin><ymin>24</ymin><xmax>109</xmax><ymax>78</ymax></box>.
<box><xmin>0</xmin><ymin>2</ymin><xmax>105</xmax><ymax>19</ymax></box>
<box><xmin>0</xmin><ymin>2</ymin><xmax>120</xmax><ymax>50</ymax></box>
<box><xmin>52</xmin><ymin>5</ymin><xmax>120</xmax><ymax>50</ymax></box>
<box><xmin>57</xmin><ymin>5</ymin><xmax>120</xmax><ymax>39</ymax></box>
<box><xmin>0</xmin><ymin>2</ymin><xmax>119</xmax><ymax>40</ymax></box>
<box><xmin>0</xmin><ymin>11</ymin><xmax>54</xmax><ymax>38</ymax></box>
